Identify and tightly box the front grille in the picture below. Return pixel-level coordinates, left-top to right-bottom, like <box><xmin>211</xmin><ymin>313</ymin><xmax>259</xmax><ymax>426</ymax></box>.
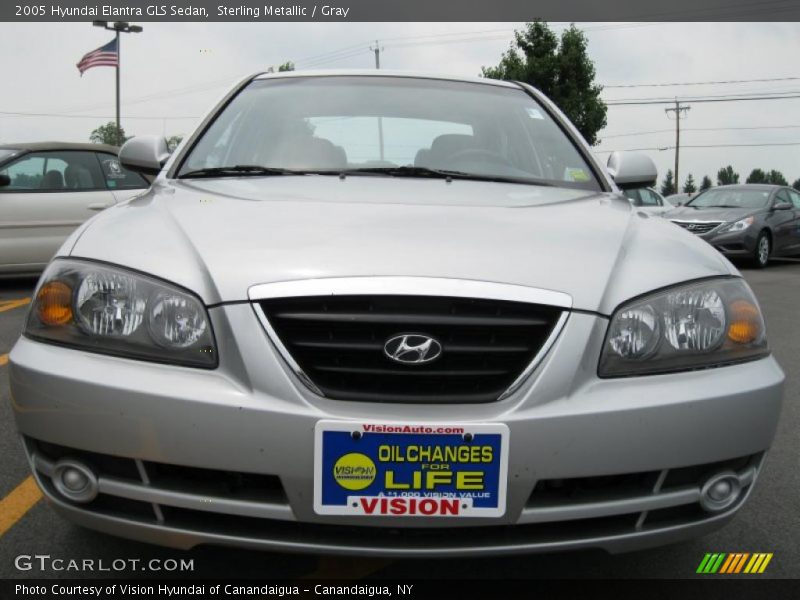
<box><xmin>671</xmin><ymin>220</ymin><xmax>723</xmax><ymax>235</ymax></box>
<box><xmin>259</xmin><ymin>295</ymin><xmax>563</xmax><ymax>403</ymax></box>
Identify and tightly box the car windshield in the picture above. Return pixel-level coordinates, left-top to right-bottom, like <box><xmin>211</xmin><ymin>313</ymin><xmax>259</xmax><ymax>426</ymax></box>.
<box><xmin>688</xmin><ymin>188</ymin><xmax>771</xmax><ymax>209</ymax></box>
<box><xmin>177</xmin><ymin>76</ymin><xmax>601</xmax><ymax>191</ymax></box>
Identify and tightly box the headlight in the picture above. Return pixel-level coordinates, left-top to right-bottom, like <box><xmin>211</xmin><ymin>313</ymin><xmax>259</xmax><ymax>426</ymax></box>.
<box><xmin>26</xmin><ymin>260</ymin><xmax>217</xmax><ymax>368</ymax></box>
<box><xmin>599</xmin><ymin>278</ymin><xmax>768</xmax><ymax>377</ymax></box>
<box><xmin>719</xmin><ymin>216</ymin><xmax>754</xmax><ymax>233</ymax></box>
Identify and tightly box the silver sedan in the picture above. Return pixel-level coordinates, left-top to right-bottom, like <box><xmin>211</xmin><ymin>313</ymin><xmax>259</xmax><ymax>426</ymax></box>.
<box><xmin>0</xmin><ymin>142</ymin><xmax>150</xmax><ymax>275</ymax></box>
<box><xmin>9</xmin><ymin>71</ymin><xmax>783</xmax><ymax>556</ymax></box>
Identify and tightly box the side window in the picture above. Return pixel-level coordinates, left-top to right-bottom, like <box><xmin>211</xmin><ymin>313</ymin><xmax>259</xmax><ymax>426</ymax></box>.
<box><xmin>623</xmin><ymin>189</ymin><xmax>641</xmax><ymax>206</ymax></box>
<box><xmin>96</xmin><ymin>154</ymin><xmax>149</xmax><ymax>189</ymax></box>
<box><xmin>786</xmin><ymin>189</ymin><xmax>800</xmax><ymax>209</ymax></box>
<box><xmin>639</xmin><ymin>189</ymin><xmax>660</xmax><ymax>207</ymax></box>
<box><xmin>775</xmin><ymin>190</ymin><xmax>792</xmax><ymax>207</ymax></box>
<box><xmin>0</xmin><ymin>155</ymin><xmax>46</xmax><ymax>190</ymax></box>
<box><xmin>0</xmin><ymin>151</ymin><xmax>106</xmax><ymax>191</ymax></box>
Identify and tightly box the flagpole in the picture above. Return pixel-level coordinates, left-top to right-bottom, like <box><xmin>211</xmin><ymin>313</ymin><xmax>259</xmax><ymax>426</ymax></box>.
<box><xmin>116</xmin><ymin>28</ymin><xmax>120</xmax><ymax>142</ymax></box>
<box><xmin>91</xmin><ymin>21</ymin><xmax>142</xmax><ymax>145</ymax></box>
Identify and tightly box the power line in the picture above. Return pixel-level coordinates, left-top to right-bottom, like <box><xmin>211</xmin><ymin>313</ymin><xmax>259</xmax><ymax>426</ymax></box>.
<box><xmin>607</xmin><ymin>94</ymin><xmax>800</xmax><ymax>106</ymax></box>
<box><xmin>595</xmin><ymin>141</ymin><xmax>800</xmax><ymax>153</ymax></box>
<box><xmin>602</xmin><ymin>125</ymin><xmax>800</xmax><ymax>138</ymax></box>
<box><xmin>0</xmin><ymin>110</ymin><xmax>199</xmax><ymax>120</ymax></box>
<box><xmin>604</xmin><ymin>76</ymin><xmax>800</xmax><ymax>89</ymax></box>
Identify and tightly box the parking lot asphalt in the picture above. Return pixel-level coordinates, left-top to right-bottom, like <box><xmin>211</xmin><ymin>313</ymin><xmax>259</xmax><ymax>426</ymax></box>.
<box><xmin>1</xmin><ymin>260</ymin><xmax>798</xmax><ymax>580</ymax></box>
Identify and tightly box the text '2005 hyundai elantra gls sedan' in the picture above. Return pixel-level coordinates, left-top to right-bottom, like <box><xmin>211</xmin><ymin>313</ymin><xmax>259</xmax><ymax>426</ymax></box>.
<box><xmin>9</xmin><ymin>71</ymin><xmax>784</xmax><ymax>556</ymax></box>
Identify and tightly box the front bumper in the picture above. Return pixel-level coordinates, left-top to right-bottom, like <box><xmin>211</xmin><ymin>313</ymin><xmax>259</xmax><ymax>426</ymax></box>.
<box><xmin>700</xmin><ymin>229</ymin><xmax>758</xmax><ymax>257</ymax></box>
<box><xmin>9</xmin><ymin>305</ymin><xmax>785</xmax><ymax>556</ymax></box>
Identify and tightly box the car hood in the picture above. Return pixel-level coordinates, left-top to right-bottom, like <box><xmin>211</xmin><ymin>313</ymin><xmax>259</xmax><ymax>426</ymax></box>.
<box><xmin>67</xmin><ymin>176</ymin><xmax>736</xmax><ymax>314</ymax></box>
<box><xmin>664</xmin><ymin>205</ymin><xmax>760</xmax><ymax>223</ymax></box>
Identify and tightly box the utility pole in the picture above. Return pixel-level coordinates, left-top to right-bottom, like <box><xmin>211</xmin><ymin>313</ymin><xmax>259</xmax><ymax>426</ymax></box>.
<box><xmin>370</xmin><ymin>40</ymin><xmax>385</xmax><ymax>160</ymax></box>
<box><xmin>92</xmin><ymin>21</ymin><xmax>143</xmax><ymax>145</ymax></box>
<box><xmin>370</xmin><ymin>40</ymin><xmax>382</xmax><ymax>69</ymax></box>
<box><xmin>665</xmin><ymin>100</ymin><xmax>690</xmax><ymax>192</ymax></box>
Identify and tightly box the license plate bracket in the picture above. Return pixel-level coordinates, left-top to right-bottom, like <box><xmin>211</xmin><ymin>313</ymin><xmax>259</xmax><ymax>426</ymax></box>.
<box><xmin>314</xmin><ymin>421</ymin><xmax>509</xmax><ymax>518</ymax></box>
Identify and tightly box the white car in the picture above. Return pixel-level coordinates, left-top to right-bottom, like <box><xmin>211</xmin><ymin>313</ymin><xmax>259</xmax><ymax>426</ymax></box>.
<box><xmin>0</xmin><ymin>142</ymin><xmax>150</xmax><ymax>275</ymax></box>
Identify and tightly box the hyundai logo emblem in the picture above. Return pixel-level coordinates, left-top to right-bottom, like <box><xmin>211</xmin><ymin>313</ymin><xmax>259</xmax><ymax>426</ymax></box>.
<box><xmin>384</xmin><ymin>334</ymin><xmax>442</xmax><ymax>365</ymax></box>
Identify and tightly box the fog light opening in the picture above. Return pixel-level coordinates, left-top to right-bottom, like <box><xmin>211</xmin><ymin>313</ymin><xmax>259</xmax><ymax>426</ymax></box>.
<box><xmin>52</xmin><ymin>459</ymin><xmax>98</xmax><ymax>503</ymax></box>
<box><xmin>700</xmin><ymin>471</ymin><xmax>741</xmax><ymax>512</ymax></box>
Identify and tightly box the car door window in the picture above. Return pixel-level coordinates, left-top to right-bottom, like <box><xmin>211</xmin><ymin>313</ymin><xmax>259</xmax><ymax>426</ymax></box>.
<box><xmin>96</xmin><ymin>153</ymin><xmax>149</xmax><ymax>190</ymax></box>
<box><xmin>775</xmin><ymin>190</ymin><xmax>792</xmax><ymax>208</ymax></box>
<box><xmin>0</xmin><ymin>151</ymin><xmax>106</xmax><ymax>192</ymax></box>
<box><xmin>639</xmin><ymin>189</ymin><xmax>661</xmax><ymax>207</ymax></box>
<box><xmin>623</xmin><ymin>189</ymin><xmax>642</xmax><ymax>206</ymax></box>
<box><xmin>0</xmin><ymin>155</ymin><xmax>47</xmax><ymax>190</ymax></box>
<box><xmin>787</xmin><ymin>189</ymin><xmax>800</xmax><ymax>209</ymax></box>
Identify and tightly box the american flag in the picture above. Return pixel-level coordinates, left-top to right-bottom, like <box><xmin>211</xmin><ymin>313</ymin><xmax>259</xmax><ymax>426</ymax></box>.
<box><xmin>76</xmin><ymin>38</ymin><xmax>118</xmax><ymax>76</ymax></box>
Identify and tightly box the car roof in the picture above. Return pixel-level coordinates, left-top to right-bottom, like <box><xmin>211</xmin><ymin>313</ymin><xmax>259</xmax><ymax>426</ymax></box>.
<box><xmin>0</xmin><ymin>142</ymin><xmax>119</xmax><ymax>154</ymax></box>
<box><xmin>712</xmin><ymin>184</ymin><xmax>781</xmax><ymax>191</ymax></box>
<box><xmin>251</xmin><ymin>69</ymin><xmax>519</xmax><ymax>89</ymax></box>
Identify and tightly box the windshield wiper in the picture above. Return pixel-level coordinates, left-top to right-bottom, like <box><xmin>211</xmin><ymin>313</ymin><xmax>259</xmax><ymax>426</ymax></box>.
<box><xmin>339</xmin><ymin>166</ymin><xmax>554</xmax><ymax>186</ymax></box>
<box><xmin>178</xmin><ymin>165</ymin><xmax>306</xmax><ymax>179</ymax></box>
<box><xmin>691</xmin><ymin>204</ymin><xmax>741</xmax><ymax>209</ymax></box>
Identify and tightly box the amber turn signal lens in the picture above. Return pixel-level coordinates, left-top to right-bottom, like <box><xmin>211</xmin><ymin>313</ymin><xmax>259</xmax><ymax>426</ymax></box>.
<box><xmin>36</xmin><ymin>281</ymin><xmax>73</xmax><ymax>326</ymax></box>
<box><xmin>727</xmin><ymin>300</ymin><xmax>761</xmax><ymax>344</ymax></box>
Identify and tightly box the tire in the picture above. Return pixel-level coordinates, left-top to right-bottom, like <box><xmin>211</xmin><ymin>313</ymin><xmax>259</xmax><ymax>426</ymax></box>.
<box><xmin>754</xmin><ymin>232</ymin><xmax>771</xmax><ymax>268</ymax></box>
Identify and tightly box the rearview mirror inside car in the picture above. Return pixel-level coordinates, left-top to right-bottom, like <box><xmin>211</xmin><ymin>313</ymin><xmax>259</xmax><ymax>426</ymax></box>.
<box><xmin>606</xmin><ymin>151</ymin><xmax>658</xmax><ymax>190</ymax></box>
<box><xmin>119</xmin><ymin>135</ymin><xmax>172</xmax><ymax>176</ymax></box>
<box><xmin>0</xmin><ymin>173</ymin><xmax>10</xmax><ymax>187</ymax></box>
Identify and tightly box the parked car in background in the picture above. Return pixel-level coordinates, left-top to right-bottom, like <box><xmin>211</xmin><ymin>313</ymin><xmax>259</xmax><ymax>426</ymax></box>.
<box><xmin>622</xmin><ymin>186</ymin><xmax>673</xmax><ymax>215</ymax></box>
<box><xmin>0</xmin><ymin>142</ymin><xmax>150</xmax><ymax>275</ymax></box>
<box><xmin>664</xmin><ymin>184</ymin><xmax>800</xmax><ymax>268</ymax></box>
<box><xmin>9</xmin><ymin>72</ymin><xmax>783</xmax><ymax>556</ymax></box>
<box><xmin>666</xmin><ymin>192</ymin><xmax>697</xmax><ymax>207</ymax></box>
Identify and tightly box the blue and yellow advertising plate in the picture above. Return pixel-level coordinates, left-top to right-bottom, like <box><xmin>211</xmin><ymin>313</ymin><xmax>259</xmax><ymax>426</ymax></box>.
<box><xmin>314</xmin><ymin>421</ymin><xmax>509</xmax><ymax>517</ymax></box>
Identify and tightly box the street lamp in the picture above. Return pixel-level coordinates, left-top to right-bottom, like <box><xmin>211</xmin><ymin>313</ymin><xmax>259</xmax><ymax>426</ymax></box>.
<box><xmin>92</xmin><ymin>21</ymin><xmax>143</xmax><ymax>144</ymax></box>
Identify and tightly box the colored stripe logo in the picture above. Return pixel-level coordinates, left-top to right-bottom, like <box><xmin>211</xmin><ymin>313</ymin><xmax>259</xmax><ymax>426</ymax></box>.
<box><xmin>697</xmin><ymin>553</ymin><xmax>773</xmax><ymax>574</ymax></box>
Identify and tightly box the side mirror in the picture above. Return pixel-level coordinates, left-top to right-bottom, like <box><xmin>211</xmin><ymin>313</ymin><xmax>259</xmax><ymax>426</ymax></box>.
<box><xmin>0</xmin><ymin>173</ymin><xmax>10</xmax><ymax>187</ymax></box>
<box><xmin>119</xmin><ymin>135</ymin><xmax>171</xmax><ymax>176</ymax></box>
<box><xmin>606</xmin><ymin>151</ymin><xmax>657</xmax><ymax>190</ymax></box>
<box><xmin>773</xmin><ymin>201</ymin><xmax>793</xmax><ymax>211</ymax></box>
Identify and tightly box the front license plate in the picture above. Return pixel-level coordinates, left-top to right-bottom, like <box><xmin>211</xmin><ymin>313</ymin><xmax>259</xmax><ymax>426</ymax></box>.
<box><xmin>314</xmin><ymin>421</ymin><xmax>509</xmax><ymax>518</ymax></box>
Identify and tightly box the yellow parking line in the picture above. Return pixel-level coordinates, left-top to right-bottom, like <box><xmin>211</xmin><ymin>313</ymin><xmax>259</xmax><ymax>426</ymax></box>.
<box><xmin>0</xmin><ymin>476</ymin><xmax>43</xmax><ymax>537</ymax></box>
<box><xmin>0</xmin><ymin>298</ymin><xmax>31</xmax><ymax>313</ymax></box>
<box><xmin>0</xmin><ymin>353</ymin><xmax>7</xmax><ymax>366</ymax></box>
<box><xmin>302</xmin><ymin>556</ymin><xmax>392</xmax><ymax>579</ymax></box>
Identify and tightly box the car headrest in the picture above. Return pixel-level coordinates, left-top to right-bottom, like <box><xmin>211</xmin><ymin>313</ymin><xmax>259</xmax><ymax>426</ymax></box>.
<box><xmin>41</xmin><ymin>170</ymin><xmax>64</xmax><ymax>189</ymax></box>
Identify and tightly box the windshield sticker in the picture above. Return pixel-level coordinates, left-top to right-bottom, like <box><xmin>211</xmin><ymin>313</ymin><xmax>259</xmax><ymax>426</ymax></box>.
<box><xmin>563</xmin><ymin>168</ymin><xmax>590</xmax><ymax>182</ymax></box>
<box><xmin>102</xmin><ymin>159</ymin><xmax>126</xmax><ymax>179</ymax></box>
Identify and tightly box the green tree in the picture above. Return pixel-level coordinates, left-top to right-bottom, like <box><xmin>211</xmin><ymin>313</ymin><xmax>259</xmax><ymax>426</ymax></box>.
<box><xmin>277</xmin><ymin>61</ymin><xmax>295</xmax><ymax>72</ymax></box>
<box><xmin>660</xmin><ymin>169</ymin><xmax>676</xmax><ymax>196</ymax></box>
<box><xmin>482</xmin><ymin>21</ymin><xmax>607</xmax><ymax>145</ymax></box>
<box><xmin>90</xmin><ymin>121</ymin><xmax>127</xmax><ymax>146</ymax></box>
<box><xmin>766</xmin><ymin>170</ymin><xmax>788</xmax><ymax>186</ymax></box>
<box><xmin>746</xmin><ymin>168</ymin><xmax>768</xmax><ymax>184</ymax></box>
<box><xmin>792</xmin><ymin>178</ymin><xmax>800</xmax><ymax>191</ymax></box>
<box><xmin>166</xmin><ymin>135</ymin><xmax>184</xmax><ymax>152</ymax></box>
<box><xmin>717</xmin><ymin>165</ymin><xmax>739</xmax><ymax>186</ymax></box>
<box><xmin>700</xmin><ymin>175</ymin><xmax>713</xmax><ymax>191</ymax></box>
<box><xmin>682</xmin><ymin>173</ymin><xmax>696</xmax><ymax>193</ymax></box>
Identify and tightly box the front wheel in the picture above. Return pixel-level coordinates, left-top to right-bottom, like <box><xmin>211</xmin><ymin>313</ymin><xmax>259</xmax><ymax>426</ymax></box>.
<box><xmin>754</xmin><ymin>232</ymin><xmax>771</xmax><ymax>268</ymax></box>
